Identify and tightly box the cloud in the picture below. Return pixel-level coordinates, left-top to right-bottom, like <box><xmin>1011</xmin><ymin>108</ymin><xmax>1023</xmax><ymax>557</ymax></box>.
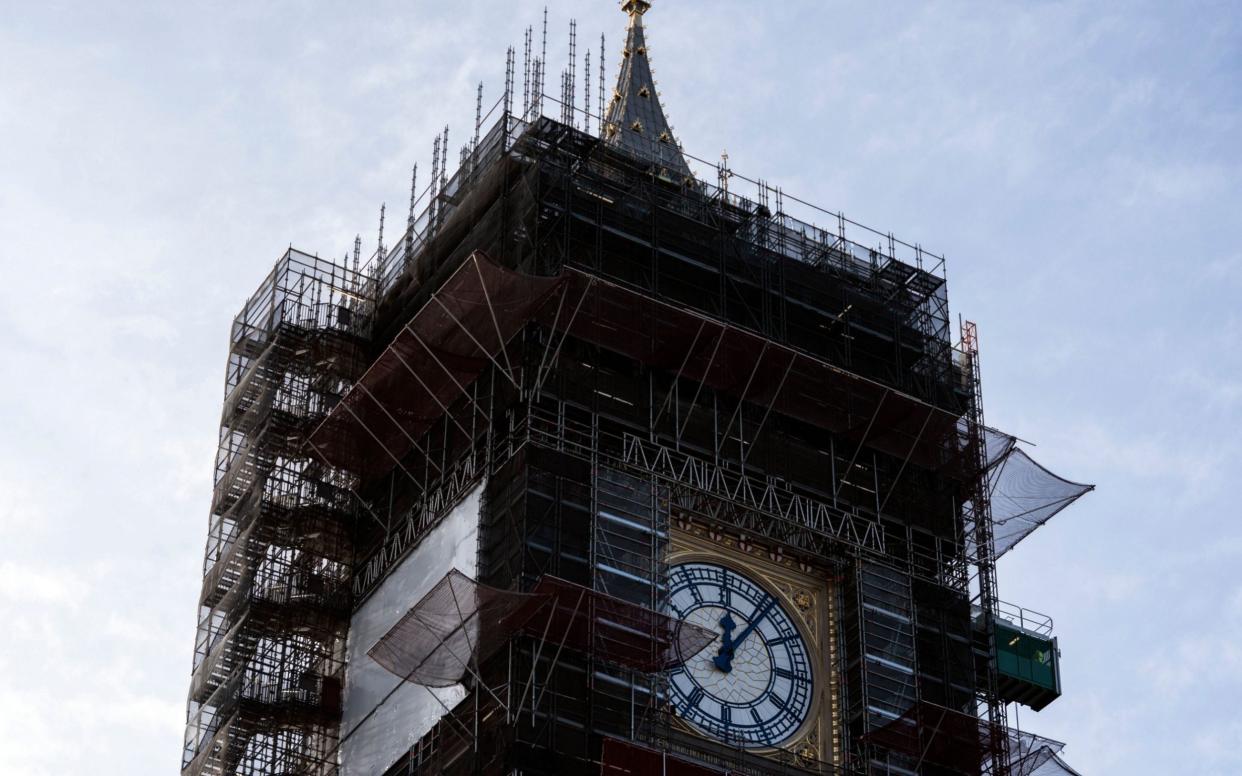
<box><xmin>1143</xmin><ymin>636</ymin><xmax>1242</xmax><ymax>697</ymax></box>
<box><xmin>0</xmin><ymin>562</ymin><xmax>87</xmax><ymax>606</ymax></box>
<box><xmin>1169</xmin><ymin>364</ymin><xmax>1242</xmax><ymax>410</ymax></box>
<box><xmin>0</xmin><ymin>2</ymin><xmax>1239</xmax><ymax>775</ymax></box>
<box><xmin>1194</xmin><ymin>719</ymin><xmax>1242</xmax><ymax>768</ymax></box>
<box><xmin>1202</xmin><ymin>253</ymin><xmax>1242</xmax><ymax>286</ymax></box>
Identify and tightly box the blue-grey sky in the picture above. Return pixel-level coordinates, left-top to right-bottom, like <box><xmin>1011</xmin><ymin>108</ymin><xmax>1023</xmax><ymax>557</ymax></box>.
<box><xmin>1</xmin><ymin>1</ymin><xmax>1238</xmax><ymax>773</ymax></box>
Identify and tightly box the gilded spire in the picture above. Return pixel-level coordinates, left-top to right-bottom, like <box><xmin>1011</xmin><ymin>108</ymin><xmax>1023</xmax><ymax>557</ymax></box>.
<box><xmin>603</xmin><ymin>0</ymin><xmax>691</xmax><ymax>178</ymax></box>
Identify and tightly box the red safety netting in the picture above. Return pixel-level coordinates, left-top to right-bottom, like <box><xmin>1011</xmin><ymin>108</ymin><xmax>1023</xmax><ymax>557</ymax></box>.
<box><xmin>867</xmin><ymin>719</ymin><xmax>1084</xmax><ymax>776</ymax></box>
<box><xmin>551</xmin><ymin>269</ymin><xmax>964</xmax><ymax>472</ymax></box>
<box><xmin>528</xmin><ymin>576</ymin><xmax>717</xmax><ymax>673</ymax></box>
<box><xmin>308</xmin><ymin>253</ymin><xmax>1037</xmax><ymax>487</ymax></box>
<box><xmin>368</xmin><ymin>569</ymin><xmax>548</xmax><ymax>687</ymax></box>
<box><xmin>600</xmin><ymin>737</ymin><xmax>725</xmax><ymax>776</ymax></box>
<box><xmin>862</xmin><ymin>701</ymin><xmax>1001</xmax><ymax>775</ymax></box>
<box><xmin>369</xmin><ymin>570</ymin><xmax>716</xmax><ymax>687</ymax></box>
<box><xmin>308</xmin><ymin>253</ymin><xmax>566</xmax><ymax>477</ymax></box>
<box><xmin>308</xmin><ymin>253</ymin><xmax>1091</xmax><ymax>551</ymax></box>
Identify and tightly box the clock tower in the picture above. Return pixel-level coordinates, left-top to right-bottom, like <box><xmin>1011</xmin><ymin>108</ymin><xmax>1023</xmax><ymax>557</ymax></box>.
<box><xmin>180</xmin><ymin>2</ymin><xmax>1094</xmax><ymax>775</ymax></box>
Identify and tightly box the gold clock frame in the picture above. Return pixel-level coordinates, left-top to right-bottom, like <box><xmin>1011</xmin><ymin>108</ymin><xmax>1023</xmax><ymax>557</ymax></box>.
<box><xmin>668</xmin><ymin>525</ymin><xmax>840</xmax><ymax>769</ymax></box>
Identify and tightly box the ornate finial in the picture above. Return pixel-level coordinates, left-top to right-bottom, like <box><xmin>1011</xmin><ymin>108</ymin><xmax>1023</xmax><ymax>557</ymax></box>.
<box><xmin>605</xmin><ymin>0</ymin><xmax>691</xmax><ymax>178</ymax></box>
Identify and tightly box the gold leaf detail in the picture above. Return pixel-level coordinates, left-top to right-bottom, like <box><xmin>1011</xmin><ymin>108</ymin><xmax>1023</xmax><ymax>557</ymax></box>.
<box><xmin>797</xmin><ymin>742</ymin><xmax>818</xmax><ymax>765</ymax></box>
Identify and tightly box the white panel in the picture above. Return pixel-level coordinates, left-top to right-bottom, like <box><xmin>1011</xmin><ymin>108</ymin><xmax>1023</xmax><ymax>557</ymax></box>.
<box><xmin>340</xmin><ymin>484</ymin><xmax>482</xmax><ymax>776</ymax></box>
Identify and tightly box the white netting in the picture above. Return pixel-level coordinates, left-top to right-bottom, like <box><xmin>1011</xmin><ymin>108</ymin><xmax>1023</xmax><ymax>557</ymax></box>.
<box><xmin>990</xmin><ymin>447</ymin><xmax>1093</xmax><ymax>558</ymax></box>
<box><xmin>1015</xmin><ymin>749</ymin><xmax>1084</xmax><ymax>776</ymax></box>
<box><xmin>1008</xmin><ymin>725</ymin><xmax>1084</xmax><ymax>775</ymax></box>
<box><xmin>984</xmin><ymin>425</ymin><xmax>1020</xmax><ymax>469</ymax></box>
<box><xmin>964</xmin><ymin>424</ymin><xmax>1092</xmax><ymax>559</ymax></box>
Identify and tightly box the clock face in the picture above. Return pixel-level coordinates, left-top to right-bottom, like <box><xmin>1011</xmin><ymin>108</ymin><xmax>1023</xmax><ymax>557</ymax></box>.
<box><xmin>667</xmin><ymin>561</ymin><xmax>814</xmax><ymax>749</ymax></box>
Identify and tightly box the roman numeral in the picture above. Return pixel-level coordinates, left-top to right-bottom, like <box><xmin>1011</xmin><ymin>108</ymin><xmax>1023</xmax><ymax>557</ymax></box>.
<box><xmin>716</xmin><ymin>568</ymin><xmax>731</xmax><ymax>606</ymax></box>
<box><xmin>686</xmin><ymin>687</ymin><xmax>704</xmax><ymax>708</ymax></box>
<box><xmin>776</xmin><ymin>667</ymin><xmax>809</xmax><ymax>683</ymax></box>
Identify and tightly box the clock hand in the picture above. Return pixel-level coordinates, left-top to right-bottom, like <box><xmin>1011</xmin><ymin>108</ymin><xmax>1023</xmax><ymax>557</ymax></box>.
<box><xmin>719</xmin><ymin>612</ymin><xmax>737</xmax><ymax>643</ymax></box>
<box><xmin>713</xmin><ymin>596</ymin><xmax>776</xmax><ymax>673</ymax></box>
<box><xmin>712</xmin><ymin>613</ymin><xmax>737</xmax><ymax>673</ymax></box>
<box><xmin>729</xmin><ymin>596</ymin><xmax>776</xmax><ymax>653</ymax></box>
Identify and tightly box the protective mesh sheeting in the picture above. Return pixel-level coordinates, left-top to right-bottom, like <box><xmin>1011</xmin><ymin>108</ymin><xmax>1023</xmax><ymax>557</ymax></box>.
<box><xmin>311</xmin><ymin>253</ymin><xmax>973</xmax><ymax>480</ymax></box>
<box><xmin>528</xmin><ymin>576</ymin><xmax>717</xmax><ymax>672</ymax></box>
<box><xmin>553</xmin><ymin>269</ymin><xmax>964</xmax><ymax>472</ymax></box>
<box><xmin>1013</xmin><ymin>749</ymin><xmax>1083</xmax><ymax>774</ymax></box>
<box><xmin>990</xmin><ymin>448</ymin><xmax>1093</xmax><ymax>558</ymax></box>
<box><xmin>368</xmin><ymin>569</ymin><xmax>547</xmax><ymax>687</ymax></box>
<box><xmin>1023</xmin><ymin>754</ymin><xmax>1083</xmax><ymax>774</ymax></box>
<box><xmin>1013</xmin><ymin>748</ymin><xmax>1059</xmax><ymax>776</ymax></box>
<box><xmin>1008</xmin><ymin>727</ymin><xmax>1065</xmax><ymax>761</ymax></box>
<box><xmin>864</xmin><ymin>715</ymin><xmax>1087</xmax><ymax>776</ymax></box>
<box><xmin>341</xmin><ymin>493</ymin><xmax>478</xmax><ymax>776</ymax></box>
<box><xmin>600</xmin><ymin>737</ymin><xmax>725</xmax><ymax>776</ymax></box>
<box><xmin>950</xmin><ymin>423</ymin><xmax>1023</xmax><ymax>492</ymax></box>
<box><xmin>369</xmin><ymin>571</ymin><xmax>716</xmax><ymax>687</ymax></box>
<box><xmin>308</xmin><ymin>252</ymin><xmax>565</xmax><ymax>477</ymax></box>
<box><xmin>1007</xmin><ymin>729</ymin><xmax>1073</xmax><ymax>776</ymax></box>
<box><xmin>983</xmin><ymin>424</ymin><xmax>1019</xmax><ymax>471</ymax></box>
<box><xmin>863</xmin><ymin>701</ymin><xmax>1001</xmax><ymax>774</ymax></box>
<box><xmin>859</xmin><ymin>563</ymin><xmax>917</xmax><ymax>724</ymax></box>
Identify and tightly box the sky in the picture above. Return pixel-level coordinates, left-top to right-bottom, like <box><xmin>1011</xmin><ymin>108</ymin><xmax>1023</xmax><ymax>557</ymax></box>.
<box><xmin>0</xmin><ymin>0</ymin><xmax>1238</xmax><ymax>773</ymax></box>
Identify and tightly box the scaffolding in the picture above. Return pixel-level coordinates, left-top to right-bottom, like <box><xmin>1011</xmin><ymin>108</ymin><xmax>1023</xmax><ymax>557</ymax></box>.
<box><xmin>185</xmin><ymin>26</ymin><xmax>1090</xmax><ymax>773</ymax></box>
<box><xmin>183</xmin><ymin>250</ymin><xmax>372</xmax><ymax>776</ymax></box>
<box><xmin>301</xmin><ymin>221</ymin><xmax>1028</xmax><ymax>775</ymax></box>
